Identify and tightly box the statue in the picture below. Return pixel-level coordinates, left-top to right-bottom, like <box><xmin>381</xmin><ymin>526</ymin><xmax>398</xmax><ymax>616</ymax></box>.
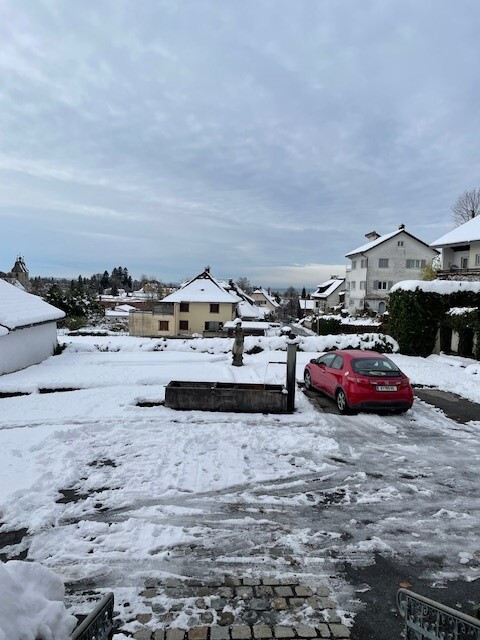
<box><xmin>232</xmin><ymin>320</ymin><xmax>244</xmax><ymax>366</ymax></box>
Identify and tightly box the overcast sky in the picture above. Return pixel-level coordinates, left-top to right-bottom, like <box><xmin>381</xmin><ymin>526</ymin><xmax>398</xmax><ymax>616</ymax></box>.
<box><xmin>1</xmin><ymin>1</ymin><xmax>480</xmax><ymax>288</ymax></box>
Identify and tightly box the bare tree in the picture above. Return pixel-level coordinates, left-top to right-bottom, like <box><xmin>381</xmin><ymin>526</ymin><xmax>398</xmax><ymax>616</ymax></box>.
<box><xmin>452</xmin><ymin>188</ymin><xmax>480</xmax><ymax>226</ymax></box>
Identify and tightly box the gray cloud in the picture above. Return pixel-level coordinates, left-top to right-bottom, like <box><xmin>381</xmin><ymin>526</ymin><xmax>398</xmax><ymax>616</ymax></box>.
<box><xmin>1</xmin><ymin>0</ymin><xmax>480</xmax><ymax>287</ymax></box>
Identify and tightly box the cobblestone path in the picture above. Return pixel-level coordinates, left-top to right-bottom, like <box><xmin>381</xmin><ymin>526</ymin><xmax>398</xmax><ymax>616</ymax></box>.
<box><xmin>129</xmin><ymin>576</ymin><xmax>351</xmax><ymax>640</ymax></box>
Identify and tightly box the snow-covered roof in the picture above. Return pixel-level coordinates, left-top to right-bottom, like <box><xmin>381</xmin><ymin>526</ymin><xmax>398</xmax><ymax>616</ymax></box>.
<box><xmin>391</xmin><ymin>279</ymin><xmax>480</xmax><ymax>294</ymax></box>
<box><xmin>114</xmin><ymin>304</ymin><xmax>137</xmax><ymax>312</ymax></box>
<box><xmin>237</xmin><ymin>299</ymin><xmax>268</xmax><ymax>319</ymax></box>
<box><xmin>346</xmin><ymin>228</ymin><xmax>436</xmax><ymax>257</ymax></box>
<box><xmin>162</xmin><ymin>270</ymin><xmax>240</xmax><ymax>304</ymax></box>
<box><xmin>346</xmin><ymin>229</ymin><xmax>403</xmax><ymax>257</ymax></box>
<box><xmin>0</xmin><ymin>279</ymin><xmax>65</xmax><ymax>332</ymax></box>
<box><xmin>312</xmin><ymin>279</ymin><xmax>345</xmax><ymax>299</ymax></box>
<box><xmin>223</xmin><ymin>320</ymin><xmax>280</xmax><ymax>329</ymax></box>
<box><xmin>430</xmin><ymin>215</ymin><xmax>480</xmax><ymax>247</ymax></box>
<box><xmin>252</xmin><ymin>288</ymin><xmax>280</xmax><ymax>307</ymax></box>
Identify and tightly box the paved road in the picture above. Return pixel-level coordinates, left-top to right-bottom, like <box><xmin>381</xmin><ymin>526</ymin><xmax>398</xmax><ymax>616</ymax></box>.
<box><xmin>301</xmin><ymin>385</ymin><xmax>480</xmax><ymax>639</ymax></box>
<box><xmin>303</xmin><ymin>386</ymin><xmax>480</xmax><ymax>425</ymax></box>
<box><xmin>414</xmin><ymin>388</ymin><xmax>480</xmax><ymax>424</ymax></box>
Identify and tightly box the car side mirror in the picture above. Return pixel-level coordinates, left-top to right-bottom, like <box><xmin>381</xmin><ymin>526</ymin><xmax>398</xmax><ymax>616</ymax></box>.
<box><xmin>309</xmin><ymin>358</ymin><xmax>317</xmax><ymax>364</ymax></box>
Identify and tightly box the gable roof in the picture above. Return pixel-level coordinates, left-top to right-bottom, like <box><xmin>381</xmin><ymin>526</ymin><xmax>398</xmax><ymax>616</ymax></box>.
<box><xmin>0</xmin><ymin>279</ymin><xmax>65</xmax><ymax>333</ymax></box>
<box><xmin>346</xmin><ymin>228</ymin><xmax>438</xmax><ymax>257</ymax></box>
<box><xmin>162</xmin><ymin>270</ymin><xmax>240</xmax><ymax>304</ymax></box>
<box><xmin>252</xmin><ymin>288</ymin><xmax>280</xmax><ymax>308</ymax></box>
<box><xmin>312</xmin><ymin>279</ymin><xmax>345</xmax><ymax>299</ymax></box>
<box><xmin>430</xmin><ymin>215</ymin><xmax>480</xmax><ymax>247</ymax></box>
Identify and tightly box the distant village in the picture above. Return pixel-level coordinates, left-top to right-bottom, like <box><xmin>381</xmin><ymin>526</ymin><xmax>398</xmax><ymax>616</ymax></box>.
<box><xmin>2</xmin><ymin>217</ymin><xmax>479</xmax><ymax>348</ymax></box>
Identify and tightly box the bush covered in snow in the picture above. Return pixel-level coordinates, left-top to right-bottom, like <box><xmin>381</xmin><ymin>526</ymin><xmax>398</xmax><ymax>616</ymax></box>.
<box><xmin>389</xmin><ymin>283</ymin><xmax>480</xmax><ymax>357</ymax></box>
<box><xmin>0</xmin><ymin>560</ymin><xmax>77</xmax><ymax>640</ymax></box>
<box><xmin>63</xmin><ymin>333</ymin><xmax>398</xmax><ymax>354</ymax></box>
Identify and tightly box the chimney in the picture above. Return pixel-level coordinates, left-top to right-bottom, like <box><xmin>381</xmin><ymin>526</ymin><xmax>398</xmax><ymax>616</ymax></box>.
<box><xmin>204</xmin><ymin>265</ymin><xmax>210</xmax><ymax>273</ymax></box>
<box><xmin>365</xmin><ymin>231</ymin><xmax>381</xmax><ymax>241</ymax></box>
<box><xmin>398</xmin><ymin>223</ymin><xmax>405</xmax><ymax>230</ymax></box>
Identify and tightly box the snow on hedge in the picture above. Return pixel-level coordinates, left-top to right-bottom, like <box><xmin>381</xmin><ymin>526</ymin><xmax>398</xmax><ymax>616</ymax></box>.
<box><xmin>62</xmin><ymin>332</ymin><xmax>398</xmax><ymax>354</ymax></box>
<box><xmin>391</xmin><ymin>279</ymin><xmax>480</xmax><ymax>294</ymax></box>
<box><xmin>0</xmin><ymin>561</ymin><xmax>77</xmax><ymax>640</ymax></box>
<box><xmin>447</xmin><ymin>307</ymin><xmax>479</xmax><ymax>316</ymax></box>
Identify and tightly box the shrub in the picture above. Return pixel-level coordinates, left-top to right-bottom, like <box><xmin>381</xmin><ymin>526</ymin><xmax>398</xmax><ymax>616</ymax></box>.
<box><xmin>389</xmin><ymin>287</ymin><xmax>480</xmax><ymax>357</ymax></box>
<box><xmin>315</xmin><ymin>318</ymin><xmax>342</xmax><ymax>335</ymax></box>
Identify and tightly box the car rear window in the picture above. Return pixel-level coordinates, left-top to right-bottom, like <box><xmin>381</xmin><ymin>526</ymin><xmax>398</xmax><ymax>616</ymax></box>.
<box><xmin>352</xmin><ymin>357</ymin><xmax>401</xmax><ymax>377</ymax></box>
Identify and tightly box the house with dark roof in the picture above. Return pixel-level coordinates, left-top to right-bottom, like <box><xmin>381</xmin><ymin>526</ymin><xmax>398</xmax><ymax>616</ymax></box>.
<box><xmin>345</xmin><ymin>225</ymin><xmax>438</xmax><ymax>313</ymax></box>
<box><xmin>0</xmin><ymin>279</ymin><xmax>65</xmax><ymax>375</ymax></box>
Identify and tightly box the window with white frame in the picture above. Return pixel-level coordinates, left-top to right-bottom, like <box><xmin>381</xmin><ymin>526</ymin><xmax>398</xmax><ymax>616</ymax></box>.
<box><xmin>406</xmin><ymin>259</ymin><xmax>427</xmax><ymax>268</ymax></box>
<box><xmin>378</xmin><ymin>258</ymin><xmax>389</xmax><ymax>268</ymax></box>
<box><xmin>476</xmin><ymin>254</ymin><xmax>480</xmax><ymax>265</ymax></box>
<box><xmin>398</xmin><ymin>240</ymin><xmax>404</xmax><ymax>247</ymax></box>
<box><xmin>360</xmin><ymin>281</ymin><xmax>366</xmax><ymax>290</ymax></box>
<box><xmin>351</xmin><ymin>281</ymin><xmax>356</xmax><ymax>290</ymax></box>
<box><xmin>351</xmin><ymin>260</ymin><xmax>357</xmax><ymax>269</ymax></box>
<box><xmin>361</xmin><ymin>259</ymin><xmax>367</xmax><ymax>268</ymax></box>
<box><xmin>374</xmin><ymin>281</ymin><xmax>393</xmax><ymax>290</ymax></box>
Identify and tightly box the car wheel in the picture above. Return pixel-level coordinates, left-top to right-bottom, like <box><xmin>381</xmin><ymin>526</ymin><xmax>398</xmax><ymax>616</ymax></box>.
<box><xmin>336</xmin><ymin>388</ymin><xmax>350</xmax><ymax>414</ymax></box>
<box><xmin>304</xmin><ymin>370</ymin><xmax>312</xmax><ymax>390</ymax></box>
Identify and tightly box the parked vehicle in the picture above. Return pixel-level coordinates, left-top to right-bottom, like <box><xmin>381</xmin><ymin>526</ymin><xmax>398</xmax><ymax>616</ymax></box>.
<box><xmin>304</xmin><ymin>349</ymin><xmax>414</xmax><ymax>414</ymax></box>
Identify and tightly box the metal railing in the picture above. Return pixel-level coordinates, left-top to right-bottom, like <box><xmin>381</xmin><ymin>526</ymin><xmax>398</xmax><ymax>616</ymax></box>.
<box><xmin>70</xmin><ymin>592</ymin><xmax>114</xmax><ymax>640</ymax></box>
<box><xmin>397</xmin><ymin>588</ymin><xmax>480</xmax><ymax>639</ymax></box>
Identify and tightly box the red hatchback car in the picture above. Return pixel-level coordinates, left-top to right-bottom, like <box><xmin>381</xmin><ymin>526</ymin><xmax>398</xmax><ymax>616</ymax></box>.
<box><xmin>304</xmin><ymin>349</ymin><xmax>414</xmax><ymax>414</ymax></box>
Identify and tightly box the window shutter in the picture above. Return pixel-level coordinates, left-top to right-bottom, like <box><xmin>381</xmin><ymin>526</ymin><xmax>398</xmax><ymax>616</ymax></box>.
<box><xmin>388</xmin><ymin>281</ymin><xmax>393</xmax><ymax>290</ymax></box>
<box><xmin>373</xmin><ymin>280</ymin><xmax>378</xmax><ymax>289</ymax></box>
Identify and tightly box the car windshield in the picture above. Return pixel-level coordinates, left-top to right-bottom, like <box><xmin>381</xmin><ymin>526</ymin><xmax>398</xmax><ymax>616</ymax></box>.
<box><xmin>352</xmin><ymin>357</ymin><xmax>401</xmax><ymax>377</ymax></box>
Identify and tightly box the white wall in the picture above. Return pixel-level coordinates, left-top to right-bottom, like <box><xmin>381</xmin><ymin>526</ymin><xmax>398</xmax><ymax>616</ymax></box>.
<box><xmin>345</xmin><ymin>231</ymin><xmax>438</xmax><ymax>312</ymax></box>
<box><xmin>0</xmin><ymin>322</ymin><xmax>58</xmax><ymax>375</ymax></box>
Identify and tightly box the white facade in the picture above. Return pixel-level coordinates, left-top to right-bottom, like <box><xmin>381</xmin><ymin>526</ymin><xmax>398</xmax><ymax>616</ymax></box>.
<box><xmin>0</xmin><ymin>322</ymin><xmax>58</xmax><ymax>375</ymax></box>
<box><xmin>311</xmin><ymin>279</ymin><xmax>345</xmax><ymax>312</ymax></box>
<box><xmin>430</xmin><ymin>216</ymin><xmax>480</xmax><ymax>271</ymax></box>
<box><xmin>0</xmin><ymin>279</ymin><xmax>65</xmax><ymax>375</ymax></box>
<box><xmin>345</xmin><ymin>228</ymin><xmax>438</xmax><ymax>313</ymax></box>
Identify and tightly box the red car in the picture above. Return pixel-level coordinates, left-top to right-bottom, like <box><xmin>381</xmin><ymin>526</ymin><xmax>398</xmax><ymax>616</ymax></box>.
<box><xmin>304</xmin><ymin>349</ymin><xmax>414</xmax><ymax>414</ymax></box>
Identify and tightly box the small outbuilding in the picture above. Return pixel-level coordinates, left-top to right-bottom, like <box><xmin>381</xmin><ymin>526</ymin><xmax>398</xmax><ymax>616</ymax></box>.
<box><xmin>0</xmin><ymin>279</ymin><xmax>65</xmax><ymax>375</ymax></box>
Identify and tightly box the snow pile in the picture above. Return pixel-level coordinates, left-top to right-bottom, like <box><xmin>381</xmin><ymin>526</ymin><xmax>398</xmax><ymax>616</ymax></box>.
<box><xmin>62</xmin><ymin>332</ymin><xmax>398</xmax><ymax>354</ymax></box>
<box><xmin>0</xmin><ymin>560</ymin><xmax>77</xmax><ymax>640</ymax></box>
<box><xmin>391</xmin><ymin>279</ymin><xmax>480</xmax><ymax>294</ymax></box>
<box><xmin>0</xmin><ymin>279</ymin><xmax>65</xmax><ymax>331</ymax></box>
<box><xmin>447</xmin><ymin>307</ymin><xmax>478</xmax><ymax>316</ymax></box>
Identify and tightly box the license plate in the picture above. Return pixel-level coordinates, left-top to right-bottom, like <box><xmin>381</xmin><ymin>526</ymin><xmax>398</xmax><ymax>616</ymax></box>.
<box><xmin>376</xmin><ymin>385</ymin><xmax>397</xmax><ymax>392</ymax></box>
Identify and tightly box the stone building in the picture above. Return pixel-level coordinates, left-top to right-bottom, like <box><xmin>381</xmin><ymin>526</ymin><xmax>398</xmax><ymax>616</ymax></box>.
<box><xmin>345</xmin><ymin>225</ymin><xmax>438</xmax><ymax>313</ymax></box>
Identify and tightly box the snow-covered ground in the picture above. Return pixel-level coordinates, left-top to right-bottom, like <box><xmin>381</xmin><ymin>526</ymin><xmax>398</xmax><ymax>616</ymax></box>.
<box><xmin>0</xmin><ymin>336</ymin><xmax>479</xmax><ymax>632</ymax></box>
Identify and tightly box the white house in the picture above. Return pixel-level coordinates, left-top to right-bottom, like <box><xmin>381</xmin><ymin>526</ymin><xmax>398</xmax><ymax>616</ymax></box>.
<box><xmin>345</xmin><ymin>225</ymin><xmax>439</xmax><ymax>313</ymax></box>
<box><xmin>250</xmin><ymin>288</ymin><xmax>280</xmax><ymax>315</ymax></box>
<box><xmin>0</xmin><ymin>279</ymin><xmax>65</xmax><ymax>375</ymax></box>
<box><xmin>430</xmin><ymin>215</ymin><xmax>480</xmax><ymax>277</ymax></box>
<box><xmin>311</xmin><ymin>278</ymin><xmax>345</xmax><ymax>312</ymax></box>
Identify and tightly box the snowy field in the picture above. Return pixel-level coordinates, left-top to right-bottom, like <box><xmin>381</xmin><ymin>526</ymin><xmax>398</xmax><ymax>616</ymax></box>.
<box><xmin>0</xmin><ymin>335</ymin><xmax>479</xmax><ymax>631</ymax></box>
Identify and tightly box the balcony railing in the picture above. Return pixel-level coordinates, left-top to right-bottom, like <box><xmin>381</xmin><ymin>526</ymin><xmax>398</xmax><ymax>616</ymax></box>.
<box><xmin>397</xmin><ymin>588</ymin><xmax>480</xmax><ymax>639</ymax></box>
<box><xmin>437</xmin><ymin>267</ymin><xmax>480</xmax><ymax>280</ymax></box>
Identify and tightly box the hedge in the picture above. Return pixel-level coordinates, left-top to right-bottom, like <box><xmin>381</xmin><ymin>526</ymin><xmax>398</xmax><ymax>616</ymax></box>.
<box><xmin>389</xmin><ymin>288</ymin><xmax>480</xmax><ymax>357</ymax></box>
